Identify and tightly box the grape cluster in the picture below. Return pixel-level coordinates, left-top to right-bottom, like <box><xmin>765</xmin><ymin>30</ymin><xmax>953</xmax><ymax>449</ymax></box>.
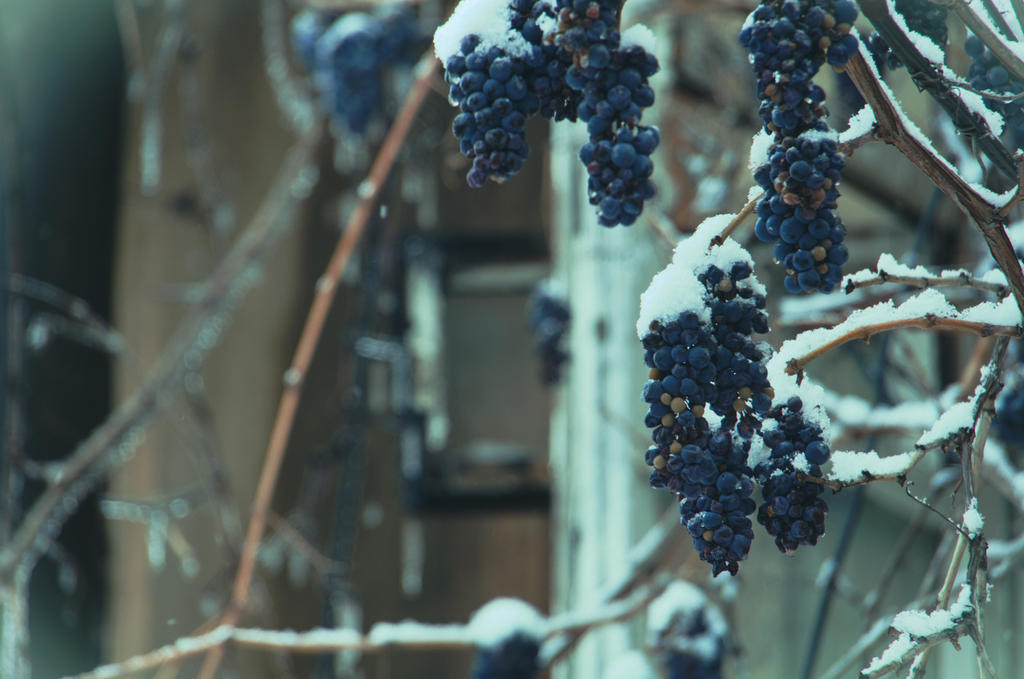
<box><xmin>753</xmin><ymin>134</ymin><xmax>849</xmax><ymax>293</ymax></box>
<box><xmin>294</xmin><ymin>8</ymin><xmax>425</xmax><ymax>135</ymax></box>
<box><xmin>471</xmin><ymin>633</ymin><xmax>540</xmax><ymax>679</ymax></box>
<box><xmin>739</xmin><ymin>1</ymin><xmax>858</xmax><ymax>137</ymax></box>
<box><xmin>445</xmin><ymin>36</ymin><xmax>543</xmax><ymax>187</ymax></box>
<box><xmin>641</xmin><ymin>260</ymin><xmax>772</xmax><ymax>575</ymax></box>
<box><xmin>573</xmin><ymin>45</ymin><xmax>660</xmax><ymax>226</ymax></box>
<box><xmin>658</xmin><ymin>606</ymin><xmax>725</xmax><ymax>679</ymax></box>
<box><xmin>966</xmin><ymin>35</ymin><xmax>1024</xmax><ymax>139</ymax></box>
<box><xmin>552</xmin><ymin>0</ymin><xmax>660</xmax><ymax>226</ymax></box>
<box><xmin>649</xmin><ymin>582</ymin><xmax>726</xmax><ymax>679</ymax></box>
<box><xmin>697</xmin><ymin>263</ymin><xmax>772</xmax><ymax>428</ymax></box>
<box><xmin>754</xmin><ymin>396</ymin><xmax>830</xmax><ymax>552</ymax></box>
<box><xmin>677</xmin><ymin>430</ymin><xmax>758</xmax><ymax>576</ymax></box>
<box><xmin>509</xmin><ymin>0</ymin><xmax>582</xmax><ymax>121</ymax></box>
<box><xmin>741</xmin><ymin>0</ymin><xmax>856</xmax><ymax>293</ymax></box>
<box><xmin>527</xmin><ymin>286</ymin><xmax>571</xmax><ymax>385</ymax></box>
<box><xmin>437</xmin><ymin>0</ymin><xmax>661</xmax><ymax>225</ymax></box>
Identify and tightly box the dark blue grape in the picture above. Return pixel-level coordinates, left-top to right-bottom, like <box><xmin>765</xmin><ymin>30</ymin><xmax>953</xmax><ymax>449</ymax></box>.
<box><xmin>966</xmin><ymin>35</ymin><xmax>1024</xmax><ymax>142</ymax></box>
<box><xmin>528</xmin><ymin>284</ymin><xmax>571</xmax><ymax>385</ymax></box>
<box><xmin>471</xmin><ymin>633</ymin><xmax>540</xmax><ymax>679</ymax></box>
<box><xmin>640</xmin><ymin>257</ymin><xmax>772</xmax><ymax>575</ymax></box>
<box><xmin>297</xmin><ymin>7</ymin><xmax>426</xmax><ymax>135</ymax></box>
<box><xmin>754</xmin><ymin>396</ymin><xmax>830</xmax><ymax>552</ymax></box>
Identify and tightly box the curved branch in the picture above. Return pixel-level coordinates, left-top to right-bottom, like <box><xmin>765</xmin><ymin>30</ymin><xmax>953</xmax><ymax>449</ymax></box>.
<box><xmin>784</xmin><ymin>316</ymin><xmax>1020</xmax><ymax>375</ymax></box>
<box><xmin>842</xmin><ymin>44</ymin><xmax>1024</xmax><ymax>319</ymax></box>
<box><xmin>844</xmin><ymin>271</ymin><xmax>1008</xmax><ymax>297</ymax></box>
<box><xmin>197</xmin><ymin>54</ymin><xmax>440</xmax><ymax>679</ymax></box>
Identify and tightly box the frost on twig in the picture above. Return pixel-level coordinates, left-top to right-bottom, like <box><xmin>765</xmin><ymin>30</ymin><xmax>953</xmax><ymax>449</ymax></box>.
<box><xmin>779</xmin><ymin>288</ymin><xmax>1021</xmax><ymax>377</ymax></box>
<box><xmin>843</xmin><ymin>253</ymin><xmax>1010</xmax><ymax>297</ymax></box>
<box><xmin>861</xmin><ymin>586</ymin><xmax>974</xmax><ymax>678</ymax></box>
<box><xmin>807</xmin><ymin>339</ymin><xmax>1008</xmax><ymax>488</ymax></box>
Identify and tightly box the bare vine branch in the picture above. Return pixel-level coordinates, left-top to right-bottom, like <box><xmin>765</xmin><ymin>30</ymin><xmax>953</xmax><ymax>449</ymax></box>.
<box><xmin>196</xmin><ymin>54</ymin><xmax>440</xmax><ymax>679</ymax></box>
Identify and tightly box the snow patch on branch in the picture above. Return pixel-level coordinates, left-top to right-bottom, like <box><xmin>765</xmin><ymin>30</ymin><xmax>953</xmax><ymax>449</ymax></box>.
<box><xmin>864</xmin><ymin>586</ymin><xmax>973</xmax><ymax>674</ymax></box>
<box><xmin>367</xmin><ymin>621</ymin><xmax>470</xmax><ymax>645</ymax></box>
<box><xmin>828</xmin><ymin>450</ymin><xmax>918</xmax><ymax>483</ymax></box>
<box><xmin>963</xmin><ymin>498</ymin><xmax>984</xmax><ymax>537</ymax></box>
<box><xmin>840</xmin><ymin>105</ymin><xmax>876</xmax><ymax>143</ymax></box>
<box><xmin>776</xmin><ymin>288</ymin><xmax>1022</xmax><ymax>370</ymax></box>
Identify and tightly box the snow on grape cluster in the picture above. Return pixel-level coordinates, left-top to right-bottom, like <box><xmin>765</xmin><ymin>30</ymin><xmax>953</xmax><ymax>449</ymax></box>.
<box><xmin>740</xmin><ymin>0</ymin><xmax>857</xmax><ymax>293</ymax></box>
<box><xmin>755</xmin><ymin>396</ymin><xmax>830</xmax><ymax>552</ymax></box>
<box><xmin>639</xmin><ymin>227</ymin><xmax>773</xmax><ymax>575</ymax></box>
<box><xmin>638</xmin><ymin>219</ymin><xmax>835</xmax><ymax>575</ymax></box>
<box><xmin>291</xmin><ymin>7</ymin><xmax>426</xmax><ymax>135</ymax></box>
<box><xmin>434</xmin><ymin>0</ymin><xmax>660</xmax><ymax>226</ymax></box>
<box><xmin>648</xmin><ymin>582</ymin><xmax>727</xmax><ymax>679</ymax></box>
<box><xmin>528</xmin><ymin>283</ymin><xmax>571</xmax><ymax>385</ymax></box>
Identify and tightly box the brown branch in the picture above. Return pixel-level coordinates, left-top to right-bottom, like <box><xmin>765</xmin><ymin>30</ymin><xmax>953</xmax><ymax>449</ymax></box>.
<box><xmin>784</xmin><ymin>316</ymin><xmax>1020</xmax><ymax>375</ymax></box>
<box><xmin>710</xmin><ymin>191</ymin><xmax>762</xmax><ymax>247</ymax></box>
<box><xmin>196</xmin><ymin>55</ymin><xmax>439</xmax><ymax>679</ymax></box>
<box><xmin>842</xmin><ymin>48</ymin><xmax>1024</xmax><ymax>320</ymax></box>
<box><xmin>844</xmin><ymin>271</ymin><xmax>1009</xmax><ymax>297</ymax></box>
<box><xmin>940</xmin><ymin>0</ymin><xmax>1024</xmax><ymax>83</ymax></box>
<box><xmin>861</xmin><ymin>617</ymin><xmax>972</xmax><ymax>678</ymax></box>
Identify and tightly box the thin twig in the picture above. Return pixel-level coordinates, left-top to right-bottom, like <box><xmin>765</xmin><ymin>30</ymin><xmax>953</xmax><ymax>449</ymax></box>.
<box><xmin>113</xmin><ymin>0</ymin><xmax>146</xmax><ymax>99</ymax></box>
<box><xmin>195</xmin><ymin>55</ymin><xmax>439</xmax><ymax>679</ymax></box>
<box><xmin>0</xmin><ymin>126</ymin><xmax>324</xmax><ymax>581</ymax></box>
<box><xmin>785</xmin><ymin>316</ymin><xmax>1019</xmax><ymax>375</ymax></box>
<box><xmin>139</xmin><ymin>0</ymin><xmax>186</xmax><ymax>195</ymax></box>
<box><xmin>844</xmin><ymin>271</ymin><xmax>1009</xmax><ymax>297</ymax></box>
<box><xmin>843</xmin><ymin>39</ymin><xmax>1024</xmax><ymax>317</ymax></box>
<box><xmin>710</xmin><ymin>192</ymin><xmax>762</xmax><ymax>247</ymax></box>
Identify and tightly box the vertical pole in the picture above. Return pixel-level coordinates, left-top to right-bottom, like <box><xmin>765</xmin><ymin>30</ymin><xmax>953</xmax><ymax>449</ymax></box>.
<box><xmin>548</xmin><ymin>118</ymin><xmax>663</xmax><ymax>678</ymax></box>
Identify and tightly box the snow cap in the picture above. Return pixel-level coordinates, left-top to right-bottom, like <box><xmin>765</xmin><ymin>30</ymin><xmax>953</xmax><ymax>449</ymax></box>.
<box><xmin>468</xmin><ymin>598</ymin><xmax>546</xmax><ymax>648</ymax></box>
<box><xmin>433</xmin><ymin>0</ymin><xmax>531</xmax><ymax>63</ymax></box>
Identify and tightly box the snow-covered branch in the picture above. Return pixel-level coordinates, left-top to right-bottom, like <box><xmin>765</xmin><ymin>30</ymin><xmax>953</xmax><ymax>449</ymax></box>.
<box><xmin>843</xmin><ymin>254</ymin><xmax>1010</xmax><ymax>297</ymax></box>
<box><xmin>841</xmin><ymin>28</ymin><xmax>1024</xmax><ymax>317</ymax></box>
<box><xmin>780</xmin><ymin>289</ymin><xmax>1020</xmax><ymax>377</ymax></box>
<box><xmin>861</xmin><ymin>587</ymin><xmax>974</xmax><ymax>678</ymax></box>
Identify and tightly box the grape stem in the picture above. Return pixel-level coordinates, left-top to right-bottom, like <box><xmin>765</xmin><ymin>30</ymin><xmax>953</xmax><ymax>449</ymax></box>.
<box><xmin>710</xmin><ymin>191</ymin><xmax>763</xmax><ymax>248</ymax></box>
